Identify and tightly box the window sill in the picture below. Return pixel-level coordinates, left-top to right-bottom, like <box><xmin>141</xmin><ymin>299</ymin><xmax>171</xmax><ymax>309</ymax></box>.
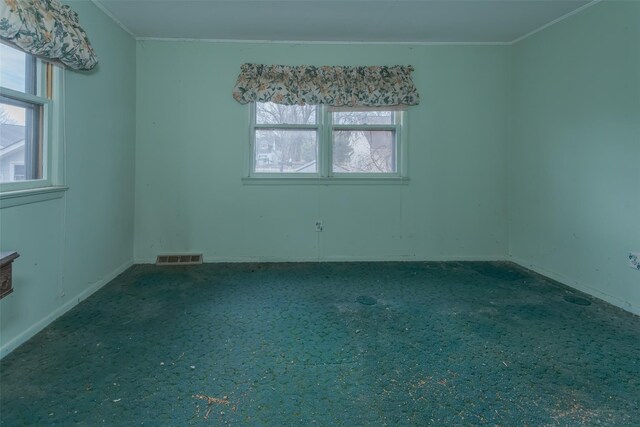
<box><xmin>241</xmin><ymin>177</ymin><xmax>409</xmax><ymax>186</ymax></box>
<box><xmin>0</xmin><ymin>186</ymin><xmax>68</xmax><ymax>209</ymax></box>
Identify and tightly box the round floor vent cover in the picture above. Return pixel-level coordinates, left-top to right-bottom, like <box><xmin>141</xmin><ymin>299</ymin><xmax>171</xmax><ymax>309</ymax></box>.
<box><xmin>564</xmin><ymin>295</ymin><xmax>592</xmax><ymax>306</ymax></box>
<box><xmin>356</xmin><ymin>295</ymin><xmax>377</xmax><ymax>305</ymax></box>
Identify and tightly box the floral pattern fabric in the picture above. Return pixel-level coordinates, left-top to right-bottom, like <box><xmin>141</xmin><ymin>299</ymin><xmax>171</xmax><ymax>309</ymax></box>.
<box><xmin>232</xmin><ymin>63</ymin><xmax>420</xmax><ymax>107</ymax></box>
<box><xmin>0</xmin><ymin>0</ymin><xmax>97</xmax><ymax>70</ymax></box>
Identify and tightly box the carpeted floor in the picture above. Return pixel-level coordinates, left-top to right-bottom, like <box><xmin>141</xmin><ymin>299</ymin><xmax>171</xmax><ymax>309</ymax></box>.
<box><xmin>1</xmin><ymin>262</ymin><xmax>638</xmax><ymax>425</ymax></box>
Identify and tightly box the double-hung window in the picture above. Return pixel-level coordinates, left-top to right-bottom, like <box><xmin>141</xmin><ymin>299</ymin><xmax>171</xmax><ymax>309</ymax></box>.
<box><xmin>249</xmin><ymin>102</ymin><xmax>407</xmax><ymax>181</ymax></box>
<box><xmin>0</xmin><ymin>43</ymin><xmax>62</xmax><ymax>197</ymax></box>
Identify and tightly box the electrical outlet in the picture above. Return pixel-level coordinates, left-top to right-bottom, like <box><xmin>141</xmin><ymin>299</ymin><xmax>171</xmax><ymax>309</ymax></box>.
<box><xmin>315</xmin><ymin>221</ymin><xmax>323</xmax><ymax>232</ymax></box>
<box><xmin>630</xmin><ymin>253</ymin><xmax>640</xmax><ymax>271</ymax></box>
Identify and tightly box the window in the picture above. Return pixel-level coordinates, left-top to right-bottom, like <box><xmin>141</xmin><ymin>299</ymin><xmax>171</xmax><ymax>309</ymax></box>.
<box><xmin>10</xmin><ymin>163</ymin><xmax>25</xmax><ymax>181</ymax></box>
<box><xmin>0</xmin><ymin>43</ymin><xmax>63</xmax><ymax>199</ymax></box>
<box><xmin>249</xmin><ymin>102</ymin><xmax>406</xmax><ymax>181</ymax></box>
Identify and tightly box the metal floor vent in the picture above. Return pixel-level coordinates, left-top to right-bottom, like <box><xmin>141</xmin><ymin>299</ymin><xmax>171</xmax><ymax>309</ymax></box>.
<box><xmin>156</xmin><ymin>254</ymin><xmax>203</xmax><ymax>266</ymax></box>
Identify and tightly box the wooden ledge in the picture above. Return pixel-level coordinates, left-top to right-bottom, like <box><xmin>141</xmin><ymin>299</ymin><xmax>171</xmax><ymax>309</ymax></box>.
<box><xmin>1</xmin><ymin>251</ymin><xmax>20</xmax><ymax>299</ymax></box>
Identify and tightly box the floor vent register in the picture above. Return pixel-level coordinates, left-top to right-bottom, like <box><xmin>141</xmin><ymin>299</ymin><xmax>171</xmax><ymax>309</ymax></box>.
<box><xmin>156</xmin><ymin>254</ymin><xmax>203</xmax><ymax>266</ymax></box>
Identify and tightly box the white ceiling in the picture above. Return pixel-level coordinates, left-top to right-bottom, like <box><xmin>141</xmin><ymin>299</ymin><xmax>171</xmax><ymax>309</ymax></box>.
<box><xmin>91</xmin><ymin>0</ymin><xmax>593</xmax><ymax>43</ymax></box>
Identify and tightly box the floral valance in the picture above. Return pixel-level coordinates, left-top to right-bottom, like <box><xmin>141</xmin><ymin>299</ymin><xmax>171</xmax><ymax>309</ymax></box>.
<box><xmin>0</xmin><ymin>0</ymin><xmax>97</xmax><ymax>70</ymax></box>
<box><xmin>232</xmin><ymin>63</ymin><xmax>420</xmax><ymax>108</ymax></box>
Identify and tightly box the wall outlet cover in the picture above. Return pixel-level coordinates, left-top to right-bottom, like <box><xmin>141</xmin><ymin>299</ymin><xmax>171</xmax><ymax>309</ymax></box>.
<box><xmin>629</xmin><ymin>252</ymin><xmax>640</xmax><ymax>271</ymax></box>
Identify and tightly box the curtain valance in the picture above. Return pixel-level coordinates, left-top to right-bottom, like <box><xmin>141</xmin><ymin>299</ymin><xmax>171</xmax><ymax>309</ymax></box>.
<box><xmin>0</xmin><ymin>0</ymin><xmax>97</xmax><ymax>70</ymax></box>
<box><xmin>232</xmin><ymin>63</ymin><xmax>419</xmax><ymax>108</ymax></box>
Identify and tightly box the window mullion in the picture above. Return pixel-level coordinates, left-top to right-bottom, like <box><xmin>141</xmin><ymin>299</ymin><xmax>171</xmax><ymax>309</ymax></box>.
<box><xmin>398</xmin><ymin>111</ymin><xmax>407</xmax><ymax>177</ymax></box>
<box><xmin>24</xmin><ymin>106</ymin><xmax>35</xmax><ymax>180</ymax></box>
<box><xmin>24</xmin><ymin>53</ymin><xmax>36</xmax><ymax>95</ymax></box>
<box><xmin>248</xmin><ymin>102</ymin><xmax>256</xmax><ymax>177</ymax></box>
<box><xmin>320</xmin><ymin>105</ymin><xmax>331</xmax><ymax>178</ymax></box>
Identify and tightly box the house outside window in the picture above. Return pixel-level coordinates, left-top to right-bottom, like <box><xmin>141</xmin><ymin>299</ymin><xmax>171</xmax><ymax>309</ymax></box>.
<box><xmin>10</xmin><ymin>163</ymin><xmax>25</xmax><ymax>181</ymax></box>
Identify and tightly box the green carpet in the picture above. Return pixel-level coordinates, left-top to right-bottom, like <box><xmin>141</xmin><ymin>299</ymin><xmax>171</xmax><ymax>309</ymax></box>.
<box><xmin>1</xmin><ymin>262</ymin><xmax>638</xmax><ymax>425</ymax></box>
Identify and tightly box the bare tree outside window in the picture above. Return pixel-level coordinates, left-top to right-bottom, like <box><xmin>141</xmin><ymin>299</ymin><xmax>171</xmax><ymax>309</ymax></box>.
<box><xmin>331</xmin><ymin>110</ymin><xmax>397</xmax><ymax>173</ymax></box>
<box><xmin>0</xmin><ymin>106</ymin><xmax>18</xmax><ymax>125</ymax></box>
<box><xmin>333</xmin><ymin>130</ymin><xmax>396</xmax><ymax>173</ymax></box>
<box><xmin>254</xmin><ymin>102</ymin><xmax>317</xmax><ymax>173</ymax></box>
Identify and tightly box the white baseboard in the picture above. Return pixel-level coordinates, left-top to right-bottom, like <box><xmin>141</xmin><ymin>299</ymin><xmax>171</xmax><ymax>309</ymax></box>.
<box><xmin>0</xmin><ymin>259</ymin><xmax>133</xmax><ymax>359</ymax></box>
<box><xmin>135</xmin><ymin>254</ymin><xmax>508</xmax><ymax>264</ymax></box>
<box><xmin>319</xmin><ymin>254</ymin><xmax>507</xmax><ymax>262</ymax></box>
<box><xmin>510</xmin><ymin>257</ymin><xmax>640</xmax><ymax>316</ymax></box>
<box><xmin>135</xmin><ymin>255</ymin><xmax>320</xmax><ymax>264</ymax></box>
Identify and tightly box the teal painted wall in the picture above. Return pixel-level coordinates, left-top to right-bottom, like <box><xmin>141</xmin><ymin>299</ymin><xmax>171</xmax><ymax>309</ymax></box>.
<box><xmin>509</xmin><ymin>1</ymin><xmax>640</xmax><ymax>313</ymax></box>
<box><xmin>135</xmin><ymin>42</ymin><xmax>510</xmax><ymax>262</ymax></box>
<box><xmin>0</xmin><ymin>1</ymin><xmax>136</xmax><ymax>356</ymax></box>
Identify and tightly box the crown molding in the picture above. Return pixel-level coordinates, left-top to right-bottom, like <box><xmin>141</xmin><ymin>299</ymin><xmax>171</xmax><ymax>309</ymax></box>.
<box><xmin>90</xmin><ymin>0</ymin><xmax>136</xmax><ymax>38</ymax></box>
<box><xmin>136</xmin><ymin>37</ymin><xmax>511</xmax><ymax>46</ymax></box>
<box><xmin>511</xmin><ymin>0</ymin><xmax>602</xmax><ymax>45</ymax></box>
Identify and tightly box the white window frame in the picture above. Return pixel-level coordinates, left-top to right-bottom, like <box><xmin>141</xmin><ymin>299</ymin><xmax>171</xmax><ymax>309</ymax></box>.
<box><xmin>0</xmin><ymin>46</ymin><xmax>66</xmax><ymax>207</ymax></box>
<box><xmin>244</xmin><ymin>102</ymin><xmax>408</xmax><ymax>185</ymax></box>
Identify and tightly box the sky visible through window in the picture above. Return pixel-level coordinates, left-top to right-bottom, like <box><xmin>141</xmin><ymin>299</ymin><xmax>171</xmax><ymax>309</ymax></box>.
<box><xmin>0</xmin><ymin>43</ymin><xmax>28</xmax><ymax>125</ymax></box>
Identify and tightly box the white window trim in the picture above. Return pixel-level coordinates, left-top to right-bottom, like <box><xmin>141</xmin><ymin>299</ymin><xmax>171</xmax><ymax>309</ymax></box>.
<box><xmin>244</xmin><ymin>103</ymin><xmax>409</xmax><ymax>185</ymax></box>
<box><xmin>0</xmin><ymin>60</ymin><xmax>67</xmax><ymax>208</ymax></box>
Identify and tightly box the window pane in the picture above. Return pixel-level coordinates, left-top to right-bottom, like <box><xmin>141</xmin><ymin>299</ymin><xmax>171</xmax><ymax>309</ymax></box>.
<box><xmin>12</xmin><ymin>163</ymin><xmax>25</xmax><ymax>180</ymax></box>
<box><xmin>0</xmin><ymin>44</ymin><xmax>35</xmax><ymax>94</ymax></box>
<box><xmin>256</xmin><ymin>102</ymin><xmax>317</xmax><ymax>125</ymax></box>
<box><xmin>0</xmin><ymin>100</ymin><xmax>42</xmax><ymax>183</ymax></box>
<box><xmin>332</xmin><ymin>110</ymin><xmax>394</xmax><ymax>125</ymax></box>
<box><xmin>254</xmin><ymin>130</ymin><xmax>317</xmax><ymax>173</ymax></box>
<box><xmin>332</xmin><ymin>130</ymin><xmax>396</xmax><ymax>173</ymax></box>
